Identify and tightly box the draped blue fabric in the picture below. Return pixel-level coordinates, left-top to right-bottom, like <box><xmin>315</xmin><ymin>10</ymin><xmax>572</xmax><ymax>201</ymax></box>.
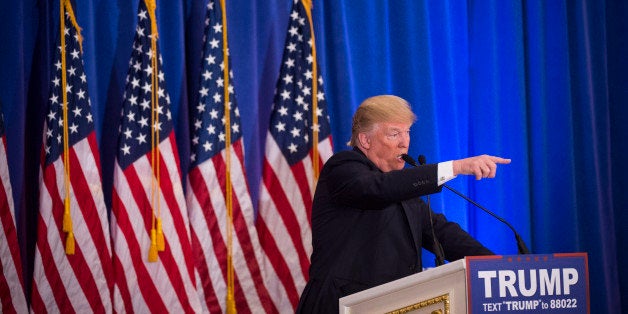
<box><xmin>1</xmin><ymin>0</ymin><xmax>625</xmax><ymax>311</ymax></box>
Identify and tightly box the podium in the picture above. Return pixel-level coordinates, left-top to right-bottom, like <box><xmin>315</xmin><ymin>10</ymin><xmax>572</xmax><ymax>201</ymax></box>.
<box><xmin>339</xmin><ymin>253</ymin><xmax>589</xmax><ymax>314</ymax></box>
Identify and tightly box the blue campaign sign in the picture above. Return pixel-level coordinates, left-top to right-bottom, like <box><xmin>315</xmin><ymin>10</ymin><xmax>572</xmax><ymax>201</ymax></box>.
<box><xmin>466</xmin><ymin>253</ymin><xmax>589</xmax><ymax>313</ymax></box>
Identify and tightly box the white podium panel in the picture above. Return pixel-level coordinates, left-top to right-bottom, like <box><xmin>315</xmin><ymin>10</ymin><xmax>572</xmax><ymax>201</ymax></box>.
<box><xmin>339</xmin><ymin>259</ymin><xmax>467</xmax><ymax>314</ymax></box>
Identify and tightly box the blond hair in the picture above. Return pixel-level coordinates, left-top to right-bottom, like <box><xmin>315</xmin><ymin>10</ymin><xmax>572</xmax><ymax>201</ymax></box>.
<box><xmin>349</xmin><ymin>95</ymin><xmax>417</xmax><ymax>146</ymax></box>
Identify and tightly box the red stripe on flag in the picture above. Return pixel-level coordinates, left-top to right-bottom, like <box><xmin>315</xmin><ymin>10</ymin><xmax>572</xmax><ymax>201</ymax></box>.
<box><xmin>255</xmin><ymin>215</ymin><xmax>300</xmax><ymax>308</ymax></box>
<box><xmin>0</xmin><ymin>136</ymin><xmax>27</xmax><ymax>314</ymax></box>
<box><xmin>189</xmin><ymin>164</ymin><xmax>253</xmax><ymax>313</ymax></box>
<box><xmin>0</xmin><ymin>185</ymin><xmax>24</xmax><ymax>287</ymax></box>
<box><xmin>210</xmin><ymin>146</ymin><xmax>277</xmax><ymax>313</ymax></box>
<box><xmin>29</xmin><ymin>282</ymin><xmax>47</xmax><ymax>313</ymax></box>
<box><xmin>155</xmin><ymin>136</ymin><xmax>196</xmax><ymax>282</ymax></box>
<box><xmin>115</xmin><ymin>150</ymin><xmax>196</xmax><ymax>313</ymax></box>
<box><xmin>69</xmin><ymin>135</ymin><xmax>113</xmax><ymax>285</ymax></box>
<box><xmin>288</xmin><ymin>159</ymin><xmax>313</xmax><ymax>246</ymax></box>
<box><xmin>34</xmin><ymin>213</ymin><xmax>73</xmax><ymax>312</ymax></box>
<box><xmin>190</xmin><ymin>227</ymin><xmax>221</xmax><ymax>312</ymax></box>
<box><xmin>188</xmin><ymin>166</ymin><xmax>228</xmax><ymax>307</ymax></box>
<box><xmin>232</xmin><ymin>273</ymin><xmax>252</xmax><ymax>314</ymax></box>
<box><xmin>111</xmin><ymin>182</ymin><xmax>168</xmax><ymax>313</ymax></box>
<box><xmin>111</xmin><ymin>254</ymin><xmax>134</xmax><ymax>313</ymax></box>
<box><xmin>0</xmin><ymin>260</ymin><xmax>15</xmax><ymax>314</ymax></box>
<box><xmin>262</xmin><ymin>159</ymin><xmax>311</xmax><ymax>277</ymax></box>
<box><xmin>39</xmin><ymin>158</ymin><xmax>105</xmax><ymax>313</ymax></box>
<box><xmin>232</xmin><ymin>208</ymin><xmax>277</xmax><ymax>313</ymax></box>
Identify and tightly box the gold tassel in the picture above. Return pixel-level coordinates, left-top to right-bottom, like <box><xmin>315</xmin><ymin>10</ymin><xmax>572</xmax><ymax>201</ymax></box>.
<box><xmin>62</xmin><ymin>200</ymin><xmax>72</xmax><ymax>232</ymax></box>
<box><xmin>65</xmin><ymin>231</ymin><xmax>75</xmax><ymax>255</ymax></box>
<box><xmin>156</xmin><ymin>218</ymin><xmax>165</xmax><ymax>251</ymax></box>
<box><xmin>148</xmin><ymin>228</ymin><xmax>158</xmax><ymax>262</ymax></box>
<box><xmin>226</xmin><ymin>292</ymin><xmax>236</xmax><ymax>314</ymax></box>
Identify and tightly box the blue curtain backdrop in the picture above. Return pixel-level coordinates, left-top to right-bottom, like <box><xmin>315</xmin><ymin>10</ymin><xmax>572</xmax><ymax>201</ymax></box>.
<box><xmin>1</xmin><ymin>0</ymin><xmax>626</xmax><ymax>311</ymax></box>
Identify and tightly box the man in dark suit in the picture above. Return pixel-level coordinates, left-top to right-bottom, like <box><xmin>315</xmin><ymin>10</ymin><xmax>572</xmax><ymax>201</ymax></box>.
<box><xmin>296</xmin><ymin>95</ymin><xmax>511</xmax><ymax>313</ymax></box>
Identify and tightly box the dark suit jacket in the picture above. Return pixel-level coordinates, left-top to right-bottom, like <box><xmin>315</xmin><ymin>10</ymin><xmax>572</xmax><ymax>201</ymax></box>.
<box><xmin>296</xmin><ymin>147</ymin><xmax>493</xmax><ymax>313</ymax></box>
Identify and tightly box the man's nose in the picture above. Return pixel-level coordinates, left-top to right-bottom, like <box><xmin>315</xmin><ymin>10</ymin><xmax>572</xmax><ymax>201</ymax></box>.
<box><xmin>399</xmin><ymin>135</ymin><xmax>410</xmax><ymax>147</ymax></box>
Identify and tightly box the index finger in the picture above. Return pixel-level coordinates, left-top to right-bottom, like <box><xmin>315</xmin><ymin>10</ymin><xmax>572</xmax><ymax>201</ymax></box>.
<box><xmin>490</xmin><ymin>156</ymin><xmax>511</xmax><ymax>164</ymax></box>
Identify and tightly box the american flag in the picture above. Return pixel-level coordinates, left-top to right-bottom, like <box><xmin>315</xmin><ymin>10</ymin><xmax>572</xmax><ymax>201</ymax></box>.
<box><xmin>110</xmin><ymin>1</ymin><xmax>201</xmax><ymax>312</ymax></box>
<box><xmin>30</xmin><ymin>3</ymin><xmax>113</xmax><ymax>312</ymax></box>
<box><xmin>0</xmin><ymin>103</ymin><xmax>28</xmax><ymax>313</ymax></box>
<box><xmin>256</xmin><ymin>0</ymin><xmax>333</xmax><ymax>310</ymax></box>
<box><xmin>186</xmin><ymin>1</ymin><xmax>278</xmax><ymax>312</ymax></box>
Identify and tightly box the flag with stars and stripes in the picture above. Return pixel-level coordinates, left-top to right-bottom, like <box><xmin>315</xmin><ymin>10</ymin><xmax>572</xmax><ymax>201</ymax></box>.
<box><xmin>256</xmin><ymin>0</ymin><xmax>333</xmax><ymax>310</ymax></box>
<box><xmin>30</xmin><ymin>2</ymin><xmax>113</xmax><ymax>312</ymax></box>
<box><xmin>186</xmin><ymin>0</ymin><xmax>278</xmax><ymax>312</ymax></box>
<box><xmin>110</xmin><ymin>1</ymin><xmax>201</xmax><ymax>312</ymax></box>
<box><xmin>0</xmin><ymin>103</ymin><xmax>28</xmax><ymax>314</ymax></box>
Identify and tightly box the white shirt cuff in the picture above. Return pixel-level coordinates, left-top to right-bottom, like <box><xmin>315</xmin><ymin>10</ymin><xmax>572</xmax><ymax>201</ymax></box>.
<box><xmin>437</xmin><ymin>161</ymin><xmax>456</xmax><ymax>186</ymax></box>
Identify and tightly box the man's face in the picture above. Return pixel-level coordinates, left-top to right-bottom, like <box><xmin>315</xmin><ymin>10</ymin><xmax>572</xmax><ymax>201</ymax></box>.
<box><xmin>360</xmin><ymin>122</ymin><xmax>411</xmax><ymax>172</ymax></box>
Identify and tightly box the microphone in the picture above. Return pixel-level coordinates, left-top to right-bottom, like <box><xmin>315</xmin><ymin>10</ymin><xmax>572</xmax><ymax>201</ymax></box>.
<box><xmin>401</xmin><ymin>154</ymin><xmax>445</xmax><ymax>266</ymax></box>
<box><xmin>402</xmin><ymin>154</ymin><xmax>531</xmax><ymax>255</ymax></box>
<box><xmin>401</xmin><ymin>154</ymin><xmax>418</xmax><ymax>167</ymax></box>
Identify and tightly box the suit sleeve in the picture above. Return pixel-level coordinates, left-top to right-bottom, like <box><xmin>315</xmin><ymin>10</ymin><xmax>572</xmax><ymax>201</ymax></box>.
<box><xmin>323</xmin><ymin>151</ymin><xmax>443</xmax><ymax>210</ymax></box>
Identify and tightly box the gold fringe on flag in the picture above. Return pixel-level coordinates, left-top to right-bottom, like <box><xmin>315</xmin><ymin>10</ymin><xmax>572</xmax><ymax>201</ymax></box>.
<box><xmin>59</xmin><ymin>0</ymin><xmax>82</xmax><ymax>255</ymax></box>
<box><xmin>149</xmin><ymin>229</ymin><xmax>158</xmax><ymax>262</ymax></box>
<box><xmin>301</xmin><ymin>0</ymin><xmax>320</xmax><ymax>180</ymax></box>
<box><xmin>219</xmin><ymin>0</ymin><xmax>236</xmax><ymax>312</ymax></box>
<box><xmin>64</xmin><ymin>0</ymin><xmax>83</xmax><ymax>52</ymax></box>
<box><xmin>156</xmin><ymin>217</ymin><xmax>165</xmax><ymax>251</ymax></box>
<box><xmin>145</xmin><ymin>0</ymin><xmax>164</xmax><ymax>262</ymax></box>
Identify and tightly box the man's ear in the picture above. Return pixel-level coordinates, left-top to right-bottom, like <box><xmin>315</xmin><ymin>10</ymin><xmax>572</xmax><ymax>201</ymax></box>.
<box><xmin>358</xmin><ymin>132</ymin><xmax>370</xmax><ymax>150</ymax></box>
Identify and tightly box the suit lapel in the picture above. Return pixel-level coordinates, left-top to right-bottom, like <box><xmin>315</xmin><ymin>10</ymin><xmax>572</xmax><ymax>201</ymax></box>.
<box><xmin>401</xmin><ymin>199</ymin><xmax>421</xmax><ymax>256</ymax></box>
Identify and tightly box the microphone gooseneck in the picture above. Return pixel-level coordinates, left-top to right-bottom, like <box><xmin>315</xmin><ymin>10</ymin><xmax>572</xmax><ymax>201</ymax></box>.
<box><xmin>405</xmin><ymin>154</ymin><xmax>531</xmax><ymax>255</ymax></box>
<box><xmin>440</xmin><ymin>185</ymin><xmax>530</xmax><ymax>254</ymax></box>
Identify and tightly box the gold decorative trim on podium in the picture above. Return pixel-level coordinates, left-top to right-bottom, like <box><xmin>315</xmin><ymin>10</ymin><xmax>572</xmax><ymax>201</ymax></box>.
<box><xmin>385</xmin><ymin>293</ymin><xmax>450</xmax><ymax>314</ymax></box>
